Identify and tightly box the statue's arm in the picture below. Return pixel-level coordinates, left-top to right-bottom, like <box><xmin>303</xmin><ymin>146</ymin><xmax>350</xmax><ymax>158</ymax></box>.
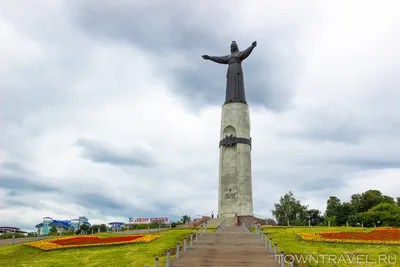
<box><xmin>202</xmin><ymin>55</ymin><xmax>229</xmax><ymax>64</ymax></box>
<box><xmin>239</xmin><ymin>41</ymin><xmax>257</xmax><ymax>61</ymax></box>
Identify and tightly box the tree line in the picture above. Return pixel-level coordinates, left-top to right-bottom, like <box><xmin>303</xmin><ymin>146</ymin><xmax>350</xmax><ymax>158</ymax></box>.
<box><xmin>271</xmin><ymin>190</ymin><xmax>400</xmax><ymax>227</ymax></box>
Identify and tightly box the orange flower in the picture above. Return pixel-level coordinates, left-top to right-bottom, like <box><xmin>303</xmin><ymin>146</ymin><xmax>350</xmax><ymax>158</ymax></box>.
<box><xmin>297</xmin><ymin>229</ymin><xmax>400</xmax><ymax>245</ymax></box>
<box><xmin>26</xmin><ymin>234</ymin><xmax>163</xmax><ymax>251</ymax></box>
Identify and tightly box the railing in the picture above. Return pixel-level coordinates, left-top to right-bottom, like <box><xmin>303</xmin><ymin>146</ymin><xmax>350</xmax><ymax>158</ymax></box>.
<box><xmin>144</xmin><ymin>221</ymin><xmax>294</xmax><ymax>267</ymax></box>
<box><xmin>142</xmin><ymin>220</ymin><xmax>226</xmax><ymax>267</ymax></box>
<box><xmin>243</xmin><ymin>223</ymin><xmax>295</xmax><ymax>267</ymax></box>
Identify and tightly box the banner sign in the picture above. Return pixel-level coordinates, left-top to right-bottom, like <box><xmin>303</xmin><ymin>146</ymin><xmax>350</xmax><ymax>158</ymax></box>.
<box><xmin>129</xmin><ymin>217</ymin><xmax>169</xmax><ymax>224</ymax></box>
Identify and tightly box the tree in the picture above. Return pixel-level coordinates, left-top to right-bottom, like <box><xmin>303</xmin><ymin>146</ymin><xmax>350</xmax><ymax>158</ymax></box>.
<box><xmin>150</xmin><ymin>220</ymin><xmax>165</xmax><ymax>229</ymax></box>
<box><xmin>80</xmin><ymin>224</ymin><xmax>90</xmax><ymax>231</ymax></box>
<box><xmin>265</xmin><ymin>218</ymin><xmax>277</xmax><ymax>225</ymax></box>
<box><xmin>396</xmin><ymin>197</ymin><xmax>400</xmax><ymax>206</ymax></box>
<box><xmin>350</xmin><ymin>194</ymin><xmax>362</xmax><ymax>212</ymax></box>
<box><xmin>325</xmin><ymin>196</ymin><xmax>341</xmax><ymax>218</ymax></box>
<box><xmin>325</xmin><ymin>196</ymin><xmax>357</xmax><ymax>226</ymax></box>
<box><xmin>336</xmin><ymin>202</ymin><xmax>356</xmax><ymax>226</ymax></box>
<box><xmin>75</xmin><ymin>224</ymin><xmax>90</xmax><ymax>234</ymax></box>
<box><xmin>180</xmin><ymin>215</ymin><xmax>191</xmax><ymax>224</ymax></box>
<box><xmin>64</xmin><ymin>230</ymin><xmax>74</xmax><ymax>235</ymax></box>
<box><xmin>324</xmin><ymin>216</ymin><xmax>336</xmax><ymax>226</ymax></box>
<box><xmin>306</xmin><ymin>209</ymin><xmax>324</xmax><ymax>226</ymax></box>
<box><xmin>352</xmin><ymin>190</ymin><xmax>395</xmax><ymax>213</ymax></box>
<box><xmin>99</xmin><ymin>224</ymin><xmax>107</xmax><ymax>232</ymax></box>
<box><xmin>89</xmin><ymin>224</ymin><xmax>107</xmax><ymax>234</ymax></box>
<box><xmin>272</xmin><ymin>191</ymin><xmax>308</xmax><ymax>226</ymax></box>
<box><xmin>359</xmin><ymin>203</ymin><xmax>400</xmax><ymax>227</ymax></box>
<box><xmin>49</xmin><ymin>225</ymin><xmax>58</xmax><ymax>236</ymax></box>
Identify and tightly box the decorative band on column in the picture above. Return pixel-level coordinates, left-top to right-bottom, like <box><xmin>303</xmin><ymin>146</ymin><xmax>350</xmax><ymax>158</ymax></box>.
<box><xmin>219</xmin><ymin>134</ymin><xmax>251</xmax><ymax>148</ymax></box>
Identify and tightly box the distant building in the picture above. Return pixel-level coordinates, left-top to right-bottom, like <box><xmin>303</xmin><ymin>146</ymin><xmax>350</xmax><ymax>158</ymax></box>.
<box><xmin>35</xmin><ymin>216</ymin><xmax>91</xmax><ymax>235</ymax></box>
<box><xmin>108</xmin><ymin>222</ymin><xmax>125</xmax><ymax>231</ymax></box>
<box><xmin>0</xmin><ymin>226</ymin><xmax>27</xmax><ymax>235</ymax></box>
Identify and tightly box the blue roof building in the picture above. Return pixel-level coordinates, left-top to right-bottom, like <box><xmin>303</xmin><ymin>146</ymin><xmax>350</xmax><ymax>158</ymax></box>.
<box><xmin>35</xmin><ymin>216</ymin><xmax>91</xmax><ymax>235</ymax></box>
<box><xmin>108</xmin><ymin>222</ymin><xmax>125</xmax><ymax>231</ymax></box>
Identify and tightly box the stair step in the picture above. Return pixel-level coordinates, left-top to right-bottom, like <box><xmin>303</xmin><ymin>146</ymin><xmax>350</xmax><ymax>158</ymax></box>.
<box><xmin>169</xmin><ymin>224</ymin><xmax>281</xmax><ymax>267</ymax></box>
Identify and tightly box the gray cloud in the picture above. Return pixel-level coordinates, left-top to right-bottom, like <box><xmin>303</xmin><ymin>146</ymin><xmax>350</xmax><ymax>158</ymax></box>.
<box><xmin>7</xmin><ymin>191</ymin><xmax>18</xmax><ymax>197</ymax></box>
<box><xmin>339</xmin><ymin>158</ymin><xmax>400</xmax><ymax>169</ymax></box>
<box><xmin>3</xmin><ymin>198</ymin><xmax>31</xmax><ymax>208</ymax></box>
<box><xmin>73</xmin><ymin>192</ymin><xmax>125</xmax><ymax>211</ymax></box>
<box><xmin>0</xmin><ymin>162</ymin><xmax>59</xmax><ymax>194</ymax></box>
<box><xmin>1</xmin><ymin>161</ymin><xmax>33</xmax><ymax>175</ymax></box>
<box><xmin>67</xmin><ymin>1</ymin><xmax>225</xmax><ymax>53</ymax></box>
<box><xmin>74</xmin><ymin>138</ymin><xmax>155</xmax><ymax>167</ymax></box>
<box><xmin>1</xmin><ymin>174</ymin><xmax>59</xmax><ymax>193</ymax></box>
<box><xmin>66</xmin><ymin>0</ymin><xmax>294</xmax><ymax>111</ymax></box>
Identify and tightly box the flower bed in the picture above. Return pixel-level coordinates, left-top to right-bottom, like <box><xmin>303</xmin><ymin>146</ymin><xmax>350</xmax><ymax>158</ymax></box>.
<box><xmin>26</xmin><ymin>234</ymin><xmax>163</xmax><ymax>250</ymax></box>
<box><xmin>297</xmin><ymin>228</ymin><xmax>400</xmax><ymax>245</ymax></box>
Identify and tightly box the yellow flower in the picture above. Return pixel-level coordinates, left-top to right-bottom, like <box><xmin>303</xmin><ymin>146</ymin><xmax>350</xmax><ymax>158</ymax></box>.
<box><xmin>25</xmin><ymin>234</ymin><xmax>163</xmax><ymax>251</ymax></box>
<box><xmin>297</xmin><ymin>231</ymin><xmax>400</xmax><ymax>245</ymax></box>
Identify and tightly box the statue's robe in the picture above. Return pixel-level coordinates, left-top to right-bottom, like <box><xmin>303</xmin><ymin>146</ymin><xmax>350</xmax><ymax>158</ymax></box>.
<box><xmin>208</xmin><ymin>45</ymin><xmax>255</xmax><ymax>104</ymax></box>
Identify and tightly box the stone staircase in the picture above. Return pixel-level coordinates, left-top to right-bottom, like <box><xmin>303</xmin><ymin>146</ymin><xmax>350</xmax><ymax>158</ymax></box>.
<box><xmin>204</xmin><ymin>217</ymin><xmax>235</xmax><ymax>228</ymax></box>
<box><xmin>170</xmin><ymin>223</ymin><xmax>281</xmax><ymax>267</ymax></box>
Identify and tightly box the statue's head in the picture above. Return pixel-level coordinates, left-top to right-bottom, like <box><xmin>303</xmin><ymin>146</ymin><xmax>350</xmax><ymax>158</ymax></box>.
<box><xmin>231</xmin><ymin>41</ymin><xmax>239</xmax><ymax>53</ymax></box>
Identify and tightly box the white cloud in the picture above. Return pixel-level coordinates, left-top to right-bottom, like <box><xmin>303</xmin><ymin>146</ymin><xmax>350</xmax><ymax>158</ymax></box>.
<box><xmin>1</xmin><ymin>0</ymin><xmax>400</xmax><ymax>231</ymax></box>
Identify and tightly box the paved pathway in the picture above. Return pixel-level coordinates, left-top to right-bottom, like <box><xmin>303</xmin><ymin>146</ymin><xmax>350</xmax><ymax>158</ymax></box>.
<box><xmin>0</xmin><ymin>228</ymin><xmax>165</xmax><ymax>247</ymax></box>
<box><xmin>0</xmin><ymin>236</ymin><xmax>52</xmax><ymax>247</ymax></box>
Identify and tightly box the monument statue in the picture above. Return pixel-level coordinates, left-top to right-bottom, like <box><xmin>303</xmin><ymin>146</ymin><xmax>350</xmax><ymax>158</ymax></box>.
<box><xmin>202</xmin><ymin>41</ymin><xmax>257</xmax><ymax>104</ymax></box>
<box><xmin>202</xmin><ymin>41</ymin><xmax>257</xmax><ymax>219</ymax></box>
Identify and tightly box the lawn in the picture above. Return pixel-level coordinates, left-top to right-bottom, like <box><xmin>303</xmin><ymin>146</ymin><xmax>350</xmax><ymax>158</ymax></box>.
<box><xmin>0</xmin><ymin>229</ymin><xmax>196</xmax><ymax>267</ymax></box>
<box><xmin>259</xmin><ymin>226</ymin><xmax>400</xmax><ymax>267</ymax></box>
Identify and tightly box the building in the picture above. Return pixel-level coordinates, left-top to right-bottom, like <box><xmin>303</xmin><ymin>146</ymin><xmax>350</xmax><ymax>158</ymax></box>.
<box><xmin>35</xmin><ymin>216</ymin><xmax>90</xmax><ymax>235</ymax></box>
<box><xmin>0</xmin><ymin>226</ymin><xmax>27</xmax><ymax>235</ymax></box>
<box><xmin>108</xmin><ymin>222</ymin><xmax>124</xmax><ymax>231</ymax></box>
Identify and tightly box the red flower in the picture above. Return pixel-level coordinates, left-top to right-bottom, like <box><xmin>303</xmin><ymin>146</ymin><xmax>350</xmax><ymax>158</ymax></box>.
<box><xmin>52</xmin><ymin>236</ymin><xmax>144</xmax><ymax>246</ymax></box>
<box><xmin>319</xmin><ymin>228</ymin><xmax>400</xmax><ymax>241</ymax></box>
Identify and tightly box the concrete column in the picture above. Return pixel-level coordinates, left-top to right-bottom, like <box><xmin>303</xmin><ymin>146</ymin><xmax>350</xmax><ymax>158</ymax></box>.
<box><xmin>219</xmin><ymin>103</ymin><xmax>253</xmax><ymax>217</ymax></box>
<box><xmin>166</xmin><ymin>249</ymin><xmax>170</xmax><ymax>267</ymax></box>
<box><xmin>176</xmin><ymin>242</ymin><xmax>180</xmax><ymax>259</ymax></box>
<box><xmin>268</xmin><ymin>238</ymin><xmax>272</xmax><ymax>252</ymax></box>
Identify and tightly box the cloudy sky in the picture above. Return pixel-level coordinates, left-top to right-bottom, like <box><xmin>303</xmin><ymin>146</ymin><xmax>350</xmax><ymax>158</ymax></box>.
<box><xmin>1</xmin><ymin>0</ymin><xmax>400</xmax><ymax>231</ymax></box>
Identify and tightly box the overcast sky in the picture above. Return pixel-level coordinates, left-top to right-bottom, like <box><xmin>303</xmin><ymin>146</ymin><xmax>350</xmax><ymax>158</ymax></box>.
<box><xmin>1</xmin><ymin>0</ymin><xmax>400</xmax><ymax>231</ymax></box>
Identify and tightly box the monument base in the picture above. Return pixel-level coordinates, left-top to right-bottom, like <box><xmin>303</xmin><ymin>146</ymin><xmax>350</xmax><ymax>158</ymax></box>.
<box><xmin>235</xmin><ymin>215</ymin><xmax>267</xmax><ymax>227</ymax></box>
